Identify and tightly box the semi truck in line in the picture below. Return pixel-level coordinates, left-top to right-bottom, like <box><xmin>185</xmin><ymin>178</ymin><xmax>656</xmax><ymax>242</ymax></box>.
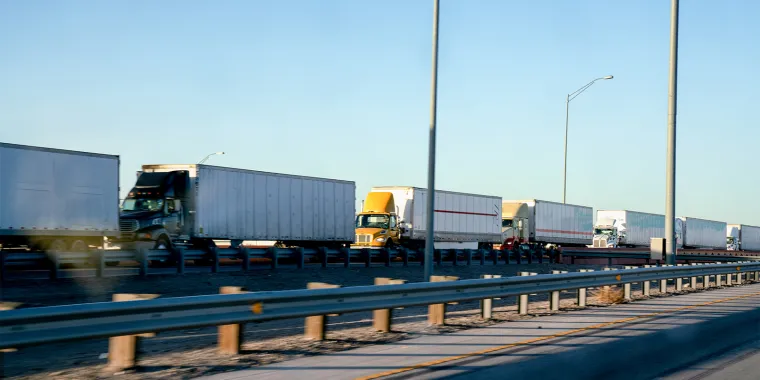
<box><xmin>678</xmin><ymin>217</ymin><xmax>726</xmax><ymax>250</ymax></box>
<box><xmin>500</xmin><ymin>199</ymin><xmax>593</xmax><ymax>250</ymax></box>
<box><xmin>352</xmin><ymin>186</ymin><xmax>502</xmax><ymax>250</ymax></box>
<box><xmin>114</xmin><ymin>164</ymin><xmax>356</xmax><ymax>251</ymax></box>
<box><xmin>593</xmin><ymin>210</ymin><xmax>665</xmax><ymax>248</ymax></box>
<box><xmin>726</xmin><ymin>224</ymin><xmax>760</xmax><ymax>251</ymax></box>
<box><xmin>0</xmin><ymin>143</ymin><xmax>120</xmax><ymax>251</ymax></box>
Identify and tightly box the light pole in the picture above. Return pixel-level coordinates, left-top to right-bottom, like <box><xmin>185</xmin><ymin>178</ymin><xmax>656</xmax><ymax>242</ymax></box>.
<box><xmin>198</xmin><ymin>151</ymin><xmax>225</xmax><ymax>165</ymax></box>
<box><xmin>562</xmin><ymin>75</ymin><xmax>613</xmax><ymax>204</ymax></box>
<box><xmin>665</xmin><ymin>0</ymin><xmax>679</xmax><ymax>265</ymax></box>
<box><xmin>424</xmin><ymin>0</ymin><xmax>440</xmax><ymax>282</ymax></box>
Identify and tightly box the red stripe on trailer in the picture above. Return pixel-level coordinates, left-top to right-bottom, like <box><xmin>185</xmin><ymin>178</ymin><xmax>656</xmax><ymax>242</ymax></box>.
<box><xmin>434</xmin><ymin>209</ymin><xmax>498</xmax><ymax>217</ymax></box>
<box><xmin>536</xmin><ymin>228</ymin><xmax>593</xmax><ymax>236</ymax></box>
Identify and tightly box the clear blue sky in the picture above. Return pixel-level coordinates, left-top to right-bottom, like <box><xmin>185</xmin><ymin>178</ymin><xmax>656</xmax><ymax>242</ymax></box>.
<box><xmin>1</xmin><ymin>0</ymin><xmax>758</xmax><ymax>225</ymax></box>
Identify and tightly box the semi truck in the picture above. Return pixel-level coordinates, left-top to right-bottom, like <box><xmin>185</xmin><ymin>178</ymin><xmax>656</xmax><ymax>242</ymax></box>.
<box><xmin>678</xmin><ymin>217</ymin><xmax>726</xmax><ymax>249</ymax></box>
<box><xmin>353</xmin><ymin>186</ymin><xmax>502</xmax><ymax>250</ymax></box>
<box><xmin>115</xmin><ymin>164</ymin><xmax>355</xmax><ymax>250</ymax></box>
<box><xmin>593</xmin><ymin>210</ymin><xmax>665</xmax><ymax>248</ymax></box>
<box><xmin>501</xmin><ymin>199</ymin><xmax>593</xmax><ymax>249</ymax></box>
<box><xmin>0</xmin><ymin>143</ymin><xmax>120</xmax><ymax>251</ymax></box>
<box><xmin>726</xmin><ymin>224</ymin><xmax>760</xmax><ymax>251</ymax></box>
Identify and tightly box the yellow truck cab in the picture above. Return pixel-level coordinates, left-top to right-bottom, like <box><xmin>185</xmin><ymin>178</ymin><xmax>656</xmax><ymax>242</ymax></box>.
<box><xmin>353</xmin><ymin>186</ymin><xmax>503</xmax><ymax>250</ymax></box>
<box><xmin>354</xmin><ymin>192</ymin><xmax>400</xmax><ymax>248</ymax></box>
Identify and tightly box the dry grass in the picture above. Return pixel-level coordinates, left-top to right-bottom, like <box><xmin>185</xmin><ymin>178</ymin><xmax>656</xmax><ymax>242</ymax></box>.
<box><xmin>592</xmin><ymin>286</ymin><xmax>625</xmax><ymax>304</ymax></box>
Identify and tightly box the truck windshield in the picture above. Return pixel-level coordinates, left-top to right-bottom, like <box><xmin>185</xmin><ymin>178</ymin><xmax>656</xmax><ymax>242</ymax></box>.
<box><xmin>502</xmin><ymin>219</ymin><xmax>513</xmax><ymax>228</ymax></box>
<box><xmin>122</xmin><ymin>198</ymin><xmax>164</xmax><ymax>212</ymax></box>
<box><xmin>356</xmin><ymin>214</ymin><xmax>389</xmax><ymax>229</ymax></box>
<box><xmin>594</xmin><ymin>228</ymin><xmax>614</xmax><ymax>235</ymax></box>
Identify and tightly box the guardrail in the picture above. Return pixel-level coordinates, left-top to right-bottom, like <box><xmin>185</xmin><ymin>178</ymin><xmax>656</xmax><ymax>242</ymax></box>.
<box><xmin>563</xmin><ymin>248</ymin><xmax>760</xmax><ymax>263</ymax></box>
<box><xmin>2</xmin><ymin>261</ymin><xmax>759</xmax><ymax>372</ymax></box>
<box><xmin>0</xmin><ymin>246</ymin><xmax>562</xmax><ymax>281</ymax></box>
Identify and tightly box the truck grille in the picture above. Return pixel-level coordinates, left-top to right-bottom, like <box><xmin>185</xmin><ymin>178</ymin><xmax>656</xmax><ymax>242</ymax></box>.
<box><xmin>355</xmin><ymin>234</ymin><xmax>372</xmax><ymax>243</ymax></box>
<box><xmin>119</xmin><ymin>219</ymin><xmax>139</xmax><ymax>239</ymax></box>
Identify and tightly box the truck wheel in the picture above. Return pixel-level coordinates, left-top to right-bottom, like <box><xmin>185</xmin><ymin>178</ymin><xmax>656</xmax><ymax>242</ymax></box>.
<box><xmin>155</xmin><ymin>235</ymin><xmax>172</xmax><ymax>250</ymax></box>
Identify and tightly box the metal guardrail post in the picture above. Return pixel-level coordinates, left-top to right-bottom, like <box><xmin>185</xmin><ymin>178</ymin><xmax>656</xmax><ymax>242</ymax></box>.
<box><xmin>429</xmin><ymin>275</ymin><xmax>459</xmax><ymax>325</ymax></box>
<box><xmin>401</xmin><ymin>247</ymin><xmax>409</xmax><ymax>267</ymax></box>
<box><xmin>435</xmin><ymin>249</ymin><xmax>443</xmax><ymax>267</ymax></box>
<box><xmin>269</xmin><ymin>248</ymin><xmax>279</xmax><ymax>270</ymax></box>
<box><xmin>549</xmin><ymin>270</ymin><xmax>567</xmax><ymax>311</ymax></box>
<box><xmin>48</xmin><ymin>252</ymin><xmax>61</xmax><ymax>280</ymax></box>
<box><xmin>716</xmin><ymin>262</ymin><xmax>723</xmax><ymax>286</ymax></box>
<box><xmin>218</xmin><ymin>286</ymin><xmax>247</xmax><ymax>354</ymax></box>
<box><xmin>384</xmin><ymin>248</ymin><xmax>392</xmax><ymax>267</ymax></box>
<box><xmin>172</xmin><ymin>247</ymin><xmax>185</xmax><ymax>274</ymax></box>
<box><xmin>478</xmin><ymin>249</ymin><xmax>485</xmax><ymax>266</ymax></box>
<box><xmin>689</xmin><ymin>263</ymin><xmax>698</xmax><ymax>289</ymax></box>
<box><xmin>452</xmin><ymin>249</ymin><xmax>458</xmax><ymax>266</ymax></box>
<box><xmin>373</xmin><ymin>278</ymin><xmax>406</xmax><ymax>332</ymax></box>
<box><xmin>239</xmin><ymin>247</ymin><xmax>250</xmax><ymax>272</ymax></box>
<box><xmin>342</xmin><ymin>247</ymin><xmax>351</xmax><ymax>268</ymax></box>
<box><xmin>492</xmin><ymin>249</ymin><xmax>499</xmax><ymax>265</ymax></box>
<box><xmin>304</xmin><ymin>282</ymin><xmax>341</xmax><ymax>340</ymax></box>
<box><xmin>623</xmin><ymin>266</ymin><xmax>634</xmax><ymax>300</ymax></box>
<box><xmin>210</xmin><ymin>247</ymin><xmax>220</xmax><ymax>273</ymax></box>
<box><xmin>466</xmin><ymin>249</ymin><xmax>473</xmax><ymax>266</ymax></box>
<box><xmin>296</xmin><ymin>247</ymin><xmax>305</xmax><ymax>269</ymax></box>
<box><xmin>107</xmin><ymin>293</ymin><xmax>159</xmax><ymax>372</ymax></box>
<box><xmin>577</xmin><ymin>269</ymin><xmax>591</xmax><ymax>307</ymax></box>
<box><xmin>659</xmin><ymin>265</ymin><xmax>670</xmax><ymax>294</ymax></box>
<box><xmin>480</xmin><ymin>274</ymin><xmax>502</xmax><ymax>319</ymax></box>
<box><xmin>675</xmin><ymin>264</ymin><xmax>684</xmax><ymax>291</ymax></box>
<box><xmin>364</xmin><ymin>248</ymin><xmax>372</xmax><ymax>267</ymax></box>
<box><xmin>518</xmin><ymin>272</ymin><xmax>537</xmax><ymax>315</ymax></box>
<box><xmin>95</xmin><ymin>249</ymin><xmax>106</xmax><ymax>278</ymax></box>
<box><xmin>137</xmin><ymin>248</ymin><xmax>148</xmax><ymax>277</ymax></box>
<box><xmin>642</xmin><ymin>265</ymin><xmax>651</xmax><ymax>296</ymax></box>
<box><xmin>726</xmin><ymin>267</ymin><xmax>733</xmax><ymax>286</ymax></box>
<box><xmin>318</xmin><ymin>247</ymin><xmax>328</xmax><ymax>268</ymax></box>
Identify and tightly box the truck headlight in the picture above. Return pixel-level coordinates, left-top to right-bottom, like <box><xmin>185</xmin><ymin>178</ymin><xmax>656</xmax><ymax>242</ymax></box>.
<box><xmin>151</xmin><ymin>218</ymin><xmax>163</xmax><ymax>226</ymax></box>
<box><xmin>375</xmin><ymin>237</ymin><xmax>386</xmax><ymax>242</ymax></box>
<box><xmin>136</xmin><ymin>232</ymin><xmax>153</xmax><ymax>240</ymax></box>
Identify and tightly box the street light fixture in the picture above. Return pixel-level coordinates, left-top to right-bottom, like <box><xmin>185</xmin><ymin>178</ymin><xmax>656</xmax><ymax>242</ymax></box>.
<box><xmin>198</xmin><ymin>151</ymin><xmax>225</xmax><ymax>165</ymax></box>
<box><xmin>562</xmin><ymin>75</ymin><xmax>614</xmax><ymax>204</ymax></box>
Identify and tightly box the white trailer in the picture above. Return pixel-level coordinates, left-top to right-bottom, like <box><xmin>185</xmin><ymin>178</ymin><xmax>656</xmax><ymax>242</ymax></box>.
<box><xmin>120</xmin><ymin>164</ymin><xmax>355</xmax><ymax>249</ymax></box>
<box><xmin>593</xmin><ymin>210</ymin><xmax>665</xmax><ymax>248</ymax></box>
<box><xmin>502</xmin><ymin>199</ymin><xmax>593</xmax><ymax>247</ymax></box>
<box><xmin>727</xmin><ymin>224</ymin><xmax>760</xmax><ymax>251</ymax></box>
<box><xmin>0</xmin><ymin>143</ymin><xmax>120</xmax><ymax>251</ymax></box>
<box><xmin>678</xmin><ymin>217</ymin><xmax>726</xmax><ymax>249</ymax></box>
<box><xmin>355</xmin><ymin>186</ymin><xmax>502</xmax><ymax>250</ymax></box>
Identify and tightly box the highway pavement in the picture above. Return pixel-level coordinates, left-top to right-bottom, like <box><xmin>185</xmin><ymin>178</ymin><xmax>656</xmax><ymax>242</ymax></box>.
<box><xmin>201</xmin><ymin>283</ymin><xmax>760</xmax><ymax>380</ymax></box>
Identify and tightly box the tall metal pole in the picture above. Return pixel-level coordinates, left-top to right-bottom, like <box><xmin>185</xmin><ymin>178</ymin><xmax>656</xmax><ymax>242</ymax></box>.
<box><xmin>562</xmin><ymin>94</ymin><xmax>570</xmax><ymax>204</ymax></box>
<box><xmin>665</xmin><ymin>0</ymin><xmax>679</xmax><ymax>265</ymax></box>
<box><xmin>424</xmin><ymin>0</ymin><xmax>440</xmax><ymax>281</ymax></box>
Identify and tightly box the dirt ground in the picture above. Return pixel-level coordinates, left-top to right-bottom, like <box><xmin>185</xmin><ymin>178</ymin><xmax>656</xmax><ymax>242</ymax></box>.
<box><xmin>0</xmin><ymin>263</ymin><xmax>741</xmax><ymax>379</ymax></box>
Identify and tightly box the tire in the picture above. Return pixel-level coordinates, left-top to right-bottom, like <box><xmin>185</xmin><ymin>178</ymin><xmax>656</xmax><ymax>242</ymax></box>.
<box><xmin>154</xmin><ymin>235</ymin><xmax>172</xmax><ymax>250</ymax></box>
